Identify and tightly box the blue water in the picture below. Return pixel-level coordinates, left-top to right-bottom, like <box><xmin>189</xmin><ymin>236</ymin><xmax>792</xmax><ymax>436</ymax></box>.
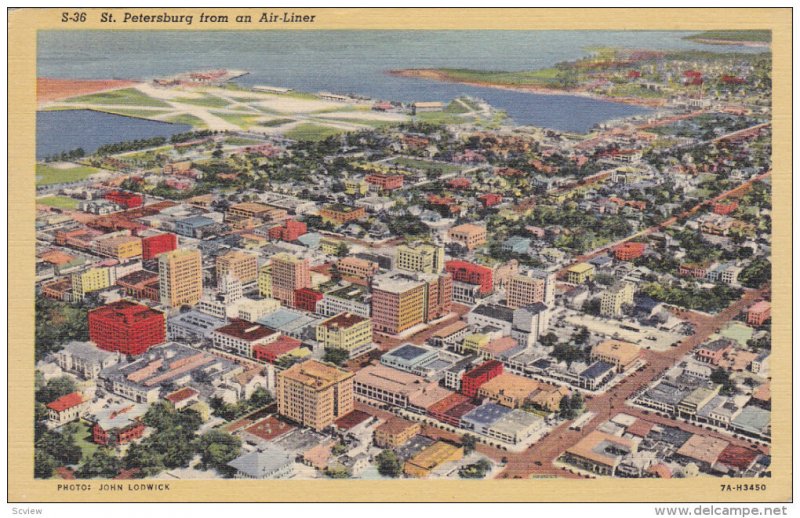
<box><xmin>37</xmin><ymin>31</ymin><xmax>768</xmax><ymax>142</ymax></box>
<box><xmin>37</xmin><ymin>110</ymin><xmax>191</xmax><ymax>159</ymax></box>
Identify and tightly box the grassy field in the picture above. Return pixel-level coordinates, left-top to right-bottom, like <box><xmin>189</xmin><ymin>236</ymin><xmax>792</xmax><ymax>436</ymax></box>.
<box><xmin>36</xmin><ymin>163</ymin><xmax>101</xmax><ymax>186</ymax></box>
<box><xmin>175</xmin><ymin>94</ymin><xmax>231</xmax><ymax>108</ymax></box>
<box><xmin>210</xmin><ymin>111</ymin><xmax>262</xmax><ymax>128</ymax></box>
<box><xmin>165</xmin><ymin>113</ymin><xmax>207</xmax><ymax>128</ymax></box>
<box><xmin>388</xmin><ymin>157</ymin><xmax>463</xmax><ymax>174</ymax></box>
<box><xmin>258</xmin><ymin>117</ymin><xmax>295</xmax><ymax>127</ymax></box>
<box><xmin>65</xmin><ymin>88</ymin><xmax>170</xmax><ymax>108</ymax></box>
<box><xmin>36</xmin><ymin>195</ymin><xmax>80</xmax><ymax>209</ymax></box>
<box><xmin>435</xmin><ymin>67</ymin><xmax>563</xmax><ymax>87</ymax></box>
<box><xmin>92</xmin><ymin>107</ymin><xmax>171</xmax><ymax>119</ymax></box>
<box><xmin>416</xmin><ymin>111</ymin><xmax>470</xmax><ymax>125</ymax></box>
<box><xmin>285</xmin><ymin>123</ymin><xmax>344</xmax><ymax>141</ymax></box>
<box><xmin>74</xmin><ymin>420</ymin><xmax>100</xmax><ymax>459</ymax></box>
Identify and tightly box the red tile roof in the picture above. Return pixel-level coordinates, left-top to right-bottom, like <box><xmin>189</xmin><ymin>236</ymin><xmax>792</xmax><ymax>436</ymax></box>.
<box><xmin>46</xmin><ymin>392</ymin><xmax>84</xmax><ymax>413</ymax></box>
<box><xmin>165</xmin><ymin>387</ymin><xmax>199</xmax><ymax>404</ymax></box>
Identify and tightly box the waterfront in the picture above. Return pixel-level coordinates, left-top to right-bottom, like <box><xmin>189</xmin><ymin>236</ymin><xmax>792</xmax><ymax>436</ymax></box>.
<box><xmin>37</xmin><ymin>109</ymin><xmax>191</xmax><ymax>159</ymax></box>
<box><xmin>38</xmin><ymin>31</ymin><xmax>764</xmax><ymax>133</ymax></box>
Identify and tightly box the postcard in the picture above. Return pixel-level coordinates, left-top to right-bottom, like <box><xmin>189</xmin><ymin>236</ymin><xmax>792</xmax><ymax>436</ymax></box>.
<box><xmin>7</xmin><ymin>7</ymin><xmax>792</xmax><ymax>504</ymax></box>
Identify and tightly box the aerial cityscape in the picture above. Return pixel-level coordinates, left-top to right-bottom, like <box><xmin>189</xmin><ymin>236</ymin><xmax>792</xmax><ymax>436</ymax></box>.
<box><xmin>33</xmin><ymin>29</ymin><xmax>772</xmax><ymax>482</ymax></box>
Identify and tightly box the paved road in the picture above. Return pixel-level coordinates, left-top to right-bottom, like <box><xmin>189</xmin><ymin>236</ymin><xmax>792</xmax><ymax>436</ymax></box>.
<box><xmin>496</xmin><ymin>285</ymin><xmax>769</xmax><ymax>479</ymax></box>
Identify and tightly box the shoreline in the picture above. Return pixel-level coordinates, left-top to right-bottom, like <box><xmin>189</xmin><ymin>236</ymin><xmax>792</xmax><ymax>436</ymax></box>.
<box><xmin>687</xmin><ymin>38</ymin><xmax>770</xmax><ymax>48</ymax></box>
<box><xmin>388</xmin><ymin>69</ymin><xmax>666</xmax><ymax>108</ymax></box>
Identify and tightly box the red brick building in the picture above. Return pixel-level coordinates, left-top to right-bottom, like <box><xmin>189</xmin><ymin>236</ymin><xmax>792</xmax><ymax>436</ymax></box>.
<box><xmin>88</xmin><ymin>300</ymin><xmax>166</xmax><ymax>355</ymax></box>
<box><xmin>614</xmin><ymin>242</ymin><xmax>646</xmax><ymax>261</ymax></box>
<box><xmin>445</xmin><ymin>260</ymin><xmax>493</xmax><ymax>294</ymax></box>
<box><xmin>104</xmin><ymin>191</ymin><xmax>144</xmax><ymax>209</ymax></box>
<box><xmin>293</xmin><ymin>287</ymin><xmax>324</xmax><ymax>312</ymax></box>
<box><xmin>268</xmin><ymin>219</ymin><xmax>308</xmax><ymax>242</ymax></box>
<box><xmin>713</xmin><ymin>200</ymin><xmax>739</xmax><ymax>216</ymax></box>
<box><xmin>90</xmin><ymin>404</ymin><xmax>147</xmax><ymax>446</ymax></box>
<box><xmin>140</xmin><ymin>232</ymin><xmax>177</xmax><ymax>260</ymax></box>
<box><xmin>747</xmin><ymin>301</ymin><xmax>771</xmax><ymax>326</ymax></box>
<box><xmin>478</xmin><ymin>193</ymin><xmax>503</xmax><ymax>208</ymax></box>
<box><xmin>365</xmin><ymin>173</ymin><xmax>404</xmax><ymax>191</ymax></box>
<box><xmin>461</xmin><ymin>360</ymin><xmax>504</xmax><ymax>398</ymax></box>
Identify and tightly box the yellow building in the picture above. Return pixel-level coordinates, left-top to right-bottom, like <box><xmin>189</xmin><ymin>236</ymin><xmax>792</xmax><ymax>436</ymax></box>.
<box><xmin>258</xmin><ymin>264</ymin><xmax>272</xmax><ymax>298</ymax></box>
<box><xmin>396</xmin><ymin>243</ymin><xmax>444</xmax><ymax>274</ymax></box>
<box><xmin>344</xmin><ymin>178</ymin><xmax>369</xmax><ymax>196</ymax></box>
<box><xmin>216</xmin><ymin>250</ymin><xmax>258</xmax><ymax>285</ymax></box>
<box><xmin>448</xmin><ymin>223</ymin><xmax>487</xmax><ymax>250</ymax></box>
<box><xmin>566</xmin><ymin>262</ymin><xmax>596</xmax><ymax>284</ymax></box>
<box><xmin>506</xmin><ymin>273</ymin><xmax>548</xmax><ymax>309</ymax></box>
<box><xmin>320</xmin><ymin>237</ymin><xmax>341</xmax><ymax>256</ymax></box>
<box><xmin>462</xmin><ymin>333</ymin><xmax>490</xmax><ymax>353</ymax></box>
<box><xmin>71</xmin><ymin>267</ymin><xmax>114</xmax><ymax>299</ymax></box>
<box><xmin>374</xmin><ymin>417</ymin><xmax>421</xmax><ymax>448</ymax></box>
<box><xmin>94</xmin><ymin>235</ymin><xmax>142</xmax><ymax>261</ymax></box>
<box><xmin>591</xmin><ymin>340</ymin><xmax>641</xmax><ymax>373</ymax></box>
<box><xmin>477</xmin><ymin>373</ymin><xmax>541</xmax><ymax>409</ymax></box>
<box><xmin>403</xmin><ymin>441</ymin><xmax>464</xmax><ymax>478</ymax></box>
<box><xmin>315</xmin><ymin>313</ymin><xmax>373</xmax><ymax>357</ymax></box>
<box><xmin>276</xmin><ymin>360</ymin><xmax>355</xmax><ymax>431</ymax></box>
<box><xmin>158</xmin><ymin>249</ymin><xmax>203</xmax><ymax>307</ymax></box>
<box><xmin>600</xmin><ymin>282</ymin><xmax>635</xmax><ymax>317</ymax></box>
<box><xmin>226</xmin><ymin>202</ymin><xmax>286</xmax><ymax>225</ymax></box>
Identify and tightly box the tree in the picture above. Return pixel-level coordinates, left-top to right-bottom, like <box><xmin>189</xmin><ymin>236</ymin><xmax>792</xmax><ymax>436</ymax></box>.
<box><xmin>711</xmin><ymin>368</ymin><xmax>735</xmax><ymax>395</ymax></box>
<box><xmin>539</xmin><ymin>332</ymin><xmax>559</xmax><ymax>348</ymax></box>
<box><xmin>35</xmin><ymin>375</ymin><xmax>78</xmax><ymax>404</ymax></box>
<box><xmin>37</xmin><ymin>428</ymin><xmax>82</xmax><ymax>466</ymax></box>
<box><xmin>323</xmin><ymin>348</ymin><xmax>350</xmax><ymax>367</ymax></box>
<box><xmin>569</xmin><ymin>392</ymin><xmax>585</xmax><ymax>415</ymax></box>
<box><xmin>77</xmin><ymin>448</ymin><xmax>121</xmax><ymax>479</ymax></box>
<box><xmin>461</xmin><ymin>434</ymin><xmax>477</xmax><ymax>455</ymax></box>
<box><xmin>123</xmin><ymin>441</ymin><xmax>165</xmax><ymax>477</ymax></box>
<box><xmin>198</xmin><ymin>430</ymin><xmax>241</xmax><ymax>477</ymax></box>
<box><xmin>458</xmin><ymin>458</ymin><xmax>492</xmax><ymax>479</ymax></box>
<box><xmin>376</xmin><ymin>450</ymin><xmax>402</xmax><ymax>478</ymax></box>
<box><xmin>324</xmin><ymin>465</ymin><xmax>351</xmax><ymax>479</ymax></box>
<box><xmin>335</xmin><ymin>242</ymin><xmax>350</xmax><ymax>258</ymax></box>
<box><xmin>248</xmin><ymin>386</ymin><xmax>272</xmax><ymax>409</ymax></box>
<box><xmin>34</xmin><ymin>449</ymin><xmax>57</xmax><ymax>479</ymax></box>
<box><xmin>559</xmin><ymin>396</ymin><xmax>573</xmax><ymax>419</ymax></box>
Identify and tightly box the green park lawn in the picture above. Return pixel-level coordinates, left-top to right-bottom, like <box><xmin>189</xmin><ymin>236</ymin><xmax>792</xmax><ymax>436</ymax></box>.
<box><xmin>285</xmin><ymin>123</ymin><xmax>344</xmax><ymax>141</ymax></box>
<box><xmin>36</xmin><ymin>195</ymin><xmax>80</xmax><ymax>209</ymax></box>
<box><xmin>66</xmin><ymin>88</ymin><xmax>169</xmax><ymax>108</ymax></box>
<box><xmin>36</xmin><ymin>163</ymin><xmax>101</xmax><ymax>186</ymax></box>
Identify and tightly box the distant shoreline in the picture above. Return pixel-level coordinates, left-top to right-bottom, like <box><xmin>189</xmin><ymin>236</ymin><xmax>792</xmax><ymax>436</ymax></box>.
<box><xmin>689</xmin><ymin>38</ymin><xmax>770</xmax><ymax>48</ymax></box>
<box><xmin>388</xmin><ymin>69</ymin><xmax>666</xmax><ymax>108</ymax></box>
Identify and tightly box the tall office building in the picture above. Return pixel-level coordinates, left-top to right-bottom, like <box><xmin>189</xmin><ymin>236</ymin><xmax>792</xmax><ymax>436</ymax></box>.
<box><xmin>270</xmin><ymin>253</ymin><xmax>311</xmax><ymax>307</ymax></box>
<box><xmin>276</xmin><ymin>360</ymin><xmax>354</xmax><ymax>431</ymax></box>
<box><xmin>396</xmin><ymin>243</ymin><xmax>445</xmax><ymax>274</ymax></box>
<box><xmin>505</xmin><ymin>269</ymin><xmax>555</xmax><ymax>309</ymax></box>
<box><xmin>158</xmin><ymin>249</ymin><xmax>203</xmax><ymax>307</ymax></box>
<box><xmin>216</xmin><ymin>250</ymin><xmax>258</xmax><ymax>286</ymax></box>
<box><xmin>371</xmin><ymin>272</ymin><xmax>452</xmax><ymax>335</ymax></box>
